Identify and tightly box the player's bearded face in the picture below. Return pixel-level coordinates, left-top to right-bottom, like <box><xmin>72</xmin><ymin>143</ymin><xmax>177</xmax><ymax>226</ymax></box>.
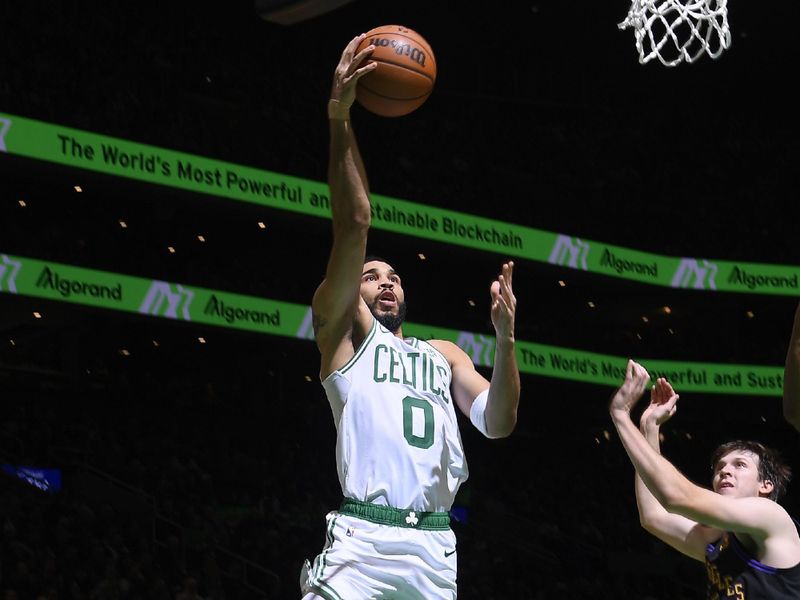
<box><xmin>361</xmin><ymin>261</ymin><xmax>406</xmax><ymax>333</ymax></box>
<box><xmin>368</xmin><ymin>297</ymin><xmax>407</xmax><ymax>333</ymax></box>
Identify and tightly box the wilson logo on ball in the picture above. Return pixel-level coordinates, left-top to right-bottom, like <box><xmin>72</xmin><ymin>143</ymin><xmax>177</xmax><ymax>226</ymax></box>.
<box><xmin>367</xmin><ymin>37</ymin><xmax>428</xmax><ymax>66</ymax></box>
<box><xmin>356</xmin><ymin>25</ymin><xmax>437</xmax><ymax>118</ymax></box>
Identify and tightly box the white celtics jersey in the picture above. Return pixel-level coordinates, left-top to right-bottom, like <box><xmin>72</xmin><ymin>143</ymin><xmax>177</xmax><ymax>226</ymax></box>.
<box><xmin>322</xmin><ymin>318</ymin><xmax>468</xmax><ymax>513</ymax></box>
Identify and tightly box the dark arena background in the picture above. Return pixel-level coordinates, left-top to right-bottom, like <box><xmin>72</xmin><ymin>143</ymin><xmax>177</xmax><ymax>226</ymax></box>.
<box><xmin>2</xmin><ymin>1</ymin><xmax>800</xmax><ymax>598</ymax></box>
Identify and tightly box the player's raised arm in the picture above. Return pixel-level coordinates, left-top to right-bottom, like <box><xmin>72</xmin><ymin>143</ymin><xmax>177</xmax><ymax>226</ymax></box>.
<box><xmin>633</xmin><ymin>378</ymin><xmax>716</xmax><ymax>561</ymax></box>
<box><xmin>312</xmin><ymin>35</ymin><xmax>377</xmax><ymax>373</ymax></box>
<box><xmin>440</xmin><ymin>261</ymin><xmax>520</xmax><ymax>439</ymax></box>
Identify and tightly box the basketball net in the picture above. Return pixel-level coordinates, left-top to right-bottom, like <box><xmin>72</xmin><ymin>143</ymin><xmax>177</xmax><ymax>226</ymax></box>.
<box><xmin>619</xmin><ymin>0</ymin><xmax>731</xmax><ymax>66</ymax></box>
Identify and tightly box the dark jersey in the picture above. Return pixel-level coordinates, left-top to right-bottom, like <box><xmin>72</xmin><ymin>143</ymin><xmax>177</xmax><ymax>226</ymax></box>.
<box><xmin>705</xmin><ymin>527</ymin><xmax>800</xmax><ymax>600</ymax></box>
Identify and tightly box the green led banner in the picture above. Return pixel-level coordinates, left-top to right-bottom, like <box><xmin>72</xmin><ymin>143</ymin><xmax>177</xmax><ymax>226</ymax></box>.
<box><xmin>0</xmin><ymin>253</ymin><xmax>310</xmax><ymax>337</ymax></box>
<box><xmin>2</xmin><ymin>111</ymin><xmax>799</xmax><ymax>296</ymax></box>
<box><xmin>0</xmin><ymin>252</ymin><xmax>783</xmax><ymax>396</ymax></box>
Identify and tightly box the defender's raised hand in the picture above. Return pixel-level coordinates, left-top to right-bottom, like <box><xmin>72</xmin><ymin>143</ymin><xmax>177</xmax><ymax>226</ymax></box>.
<box><xmin>641</xmin><ymin>377</ymin><xmax>680</xmax><ymax>430</ymax></box>
<box><xmin>610</xmin><ymin>360</ymin><xmax>650</xmax><ymax>416</ymax></box>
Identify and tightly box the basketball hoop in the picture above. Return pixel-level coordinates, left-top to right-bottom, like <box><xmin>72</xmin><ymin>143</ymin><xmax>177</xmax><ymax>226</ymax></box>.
<box><xmin>619</xmin><ymin>0</ymin><xmax>731</xmax><ymax>66</ymax></box>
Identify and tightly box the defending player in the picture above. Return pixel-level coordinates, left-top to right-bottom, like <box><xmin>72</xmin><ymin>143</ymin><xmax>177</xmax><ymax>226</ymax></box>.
<box><xmin>610</xmin><ymin>360</ymin><xmax>800</xmax><ymax>599</ymax></box>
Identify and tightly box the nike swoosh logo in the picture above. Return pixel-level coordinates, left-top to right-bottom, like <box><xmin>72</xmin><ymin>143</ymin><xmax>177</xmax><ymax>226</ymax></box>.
<box><xmin>444</xmin><ymin>549</ymin><xmax>456</xmax><ymax>557</ymax></box>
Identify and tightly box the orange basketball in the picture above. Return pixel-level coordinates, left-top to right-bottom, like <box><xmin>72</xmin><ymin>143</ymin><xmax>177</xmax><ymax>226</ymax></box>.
<box><xmin>355</xmin><ymin>25</ymin><xmax>436</xmax><ymax>118</ymax></box>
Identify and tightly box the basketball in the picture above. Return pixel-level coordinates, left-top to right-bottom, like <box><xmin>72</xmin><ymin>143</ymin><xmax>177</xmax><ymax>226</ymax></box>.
<box><xmin>355</xmin><ymin>25</ymin><xmax>436</xmax><ymax>118</ymax></box>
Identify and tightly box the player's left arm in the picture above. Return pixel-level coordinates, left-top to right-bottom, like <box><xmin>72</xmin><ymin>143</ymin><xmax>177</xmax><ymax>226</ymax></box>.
<box><xmin>432</xmin><ymin>262</ymin><xmax>520</xmax><ymax>438</ymax></box>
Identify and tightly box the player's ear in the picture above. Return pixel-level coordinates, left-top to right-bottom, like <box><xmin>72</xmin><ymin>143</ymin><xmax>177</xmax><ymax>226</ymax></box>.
<box><xmin>758</xmin><ymin>478</ymin><xmax>774</xmax><ymax>497</ymax></box>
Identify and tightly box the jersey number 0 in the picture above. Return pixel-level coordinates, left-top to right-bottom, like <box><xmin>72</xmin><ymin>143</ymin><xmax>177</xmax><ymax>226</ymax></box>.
<box><xmin>402</xmin><ymin>396</ymin><xmax>434</xmax><ymax>449</ymax></box>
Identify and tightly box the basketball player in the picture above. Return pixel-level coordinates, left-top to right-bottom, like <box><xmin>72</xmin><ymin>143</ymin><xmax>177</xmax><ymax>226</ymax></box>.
<box><xmin>610</xmin><ymin>360</ymin><xmax>800</xmax><ymax>599</ymax></box>
<box><xmin>784</xmin><ymin>302</ymin><xmax>800</xmax><ymax>431</ymax></box>
<box><xmin>299</xmin><ymin>34</ymin><xmax>521</xmax><ymax>599</ymax></box>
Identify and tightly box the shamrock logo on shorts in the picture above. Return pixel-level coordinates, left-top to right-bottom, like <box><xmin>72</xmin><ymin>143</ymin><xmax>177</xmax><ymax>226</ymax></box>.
<box><xmin>405</xmin><ymin>511</ymin><xmax>419</xmax><ymax>526</ymax></box>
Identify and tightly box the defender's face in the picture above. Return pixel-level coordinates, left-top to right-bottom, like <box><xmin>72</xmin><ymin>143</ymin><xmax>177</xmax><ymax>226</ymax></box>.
<box><xmin>361</xmin><ymin>260</ymin><xmax>405</xmax><ymax>319</ymax></box>
<box><xmin>712</xmin><ymin>450</ymin><xmax>768</xmax><ymax>498</ymax></box>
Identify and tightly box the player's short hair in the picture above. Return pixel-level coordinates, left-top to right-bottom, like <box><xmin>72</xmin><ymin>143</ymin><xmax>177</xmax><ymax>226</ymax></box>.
<box><xmin>364</xmin><ymin>254</ymin><xmax>391</xmax><ymax>266</ymax></box>
<box><xmin>710</xmin><ymin>440</ymin><xmax>792</xmax><ymax>501</ymax></box>
<box><xmin>363</xmin><ymin>255</ymin><xmax>404</xmax><ymax>278</ymax></box>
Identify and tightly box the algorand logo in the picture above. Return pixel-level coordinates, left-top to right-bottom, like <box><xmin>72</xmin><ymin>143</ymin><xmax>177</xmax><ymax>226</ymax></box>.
<box><xmin>0</xmin><ymin>254</ymin><xmax>21</xmax><ymax>293</ymax></box>
<box><xmin>203</xmin><ymin>294</ymin><xmax>280</xmax><ymax>326</ymax></box>
<box><xmin>456</xmin><ymin>332</ymin><xmax>494</xmax><ymax>367</ymax></box>
<box><xmin>728</xmin><ymin>266</ymin><xmax>799</xmax><ymax>290</ymax></box>
<box><xmin>35</xmin><ymin>266</ymin><xmax>122</xmax><ymax>300</ymax></box>
<box><xmin>671</xmin><ymin>258</ymin><xmax>718</xmax><ymax>290</ymax></box>
<box><xmin>599</xmin><ymin>249</ymin><xmax>658</xmax><ymax>277</ymax></box>
<box><xmin>0</xmin><ymin>117</ymin><xmax>11</xmax><ymax>152</ymax></box>
<box><xmin>139</xmin><ymin>281</ymin><xmax>194</xmax><ymax>320</ymax></box>
<box><xmin>548</xmin><ymin>235</ymin><xmax>589</xmax><ymax>270</ymax></box>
